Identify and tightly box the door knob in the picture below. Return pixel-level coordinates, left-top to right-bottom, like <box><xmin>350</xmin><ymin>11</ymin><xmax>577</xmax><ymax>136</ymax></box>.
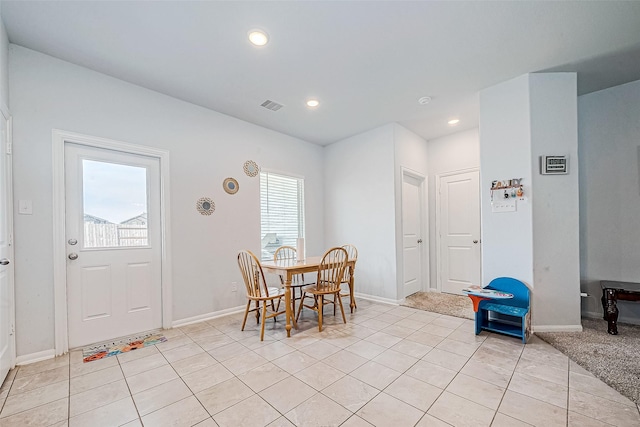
<box><xmin>68</xmin><ymin>253</ymin><xmax>79</xmax><ymax>260</ymax></box>
<box><xmin>473</xmin><ymin>240</ymin><xmax>478</xmax><ymax>244</ymax></box>
<box><xmin>417</xmin><ymin>239</ymin><xmax>423</xmax><ymax>244</ymax></box>
<box><xmin>0</xmin><ymin>258</ymin><xmax>10</xmax><ymax>265</ymax></box>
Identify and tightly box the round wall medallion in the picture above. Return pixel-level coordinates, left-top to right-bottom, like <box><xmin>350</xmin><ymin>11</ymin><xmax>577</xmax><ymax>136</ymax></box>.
<box><xmin>223</xmin><ymin>177</ymin><xmax>239</xmax><ymax>195</ymax></box>
<box><xmin>243</xmin><ymin>160</ymin><xmax>259</xmax><ymax>177</ymax></box>
<box><xmin>196</xmin><ymin>197</ymin><xmax>215</xmax><ymax>215</ymax></box>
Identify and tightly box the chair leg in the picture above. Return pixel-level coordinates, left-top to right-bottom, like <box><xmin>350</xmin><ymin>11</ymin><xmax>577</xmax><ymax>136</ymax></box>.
<box><xmin>255</xmin><ymin>301</ymin><xmax>260</xmax><ymax>324</ymax></box>
<box><xmin>260</xmin><ymin>302</ymin><xmax>267</xmax><ymax>341</ymax></box>
<box><xmin>333</xmin><ymin>292</ymin><xmax>337</xmax><ymax>316</ymax></box>
<box><xmin>241</xmin><ymin>300</ymin><xmax>251</xmax><ymax>331</ymax></box>
<box><xmin>291</xmin><ymin>287</ymin><xmax>297</xmax><ymax>318</ymax></box>
<box><xmin>318</xmin><ymin>295</ymin><xmax>324</xmax><ymax>332</ymax></box>
<box><xmin>296</xmin><ymin>291</ymin><xmax>305</xmax><ymax>322</ymax></box>
<box><xmin>350</xmin><ymin>281</ymin><xmax>356</xmax><ymax>312</ymax></box>
<box><xmin>336</xmin><ymin>292</ymin><xmax>346</xmax><ymax>324</ymax></box>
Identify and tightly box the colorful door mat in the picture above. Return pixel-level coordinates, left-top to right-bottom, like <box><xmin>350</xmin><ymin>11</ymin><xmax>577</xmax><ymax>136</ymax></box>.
<box><xmin>82</xmin><ymin>333</ymin><xmax>167</xmax><ymax>363</ymax></box>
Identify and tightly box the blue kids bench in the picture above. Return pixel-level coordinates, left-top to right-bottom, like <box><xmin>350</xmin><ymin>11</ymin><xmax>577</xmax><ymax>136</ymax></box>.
<box><xmin>474</xmin><ymin>277</ymin><xmax>531</xmax><ymax>343</ymax></box>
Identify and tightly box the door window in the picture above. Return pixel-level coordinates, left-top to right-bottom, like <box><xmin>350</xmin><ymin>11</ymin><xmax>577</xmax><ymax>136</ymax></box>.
<box><xmin>82</xmin><ymin>159</ymin><xmax>149</xmax><ymax>248</ymax></box>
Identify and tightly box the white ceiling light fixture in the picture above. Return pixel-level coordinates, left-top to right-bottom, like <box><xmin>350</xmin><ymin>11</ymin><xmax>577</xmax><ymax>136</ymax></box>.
<box><xmin>306</xmin><ymin>99</ymin><xmax>320</xmax><ymax>108</ymax></box>
<box><xmin>448</xmin><ymin>119</ymin><xmax>460</xmax><ymax>125</ymax></box>
<box><xmin>248</xmin><ymin>29</ymin><xmax>269</xmax><ymax>46</ymax></box>
<box><xmin>418</xmin><ymin>96</ymin><xmax>432</xmax><ymax>105</ymax></box>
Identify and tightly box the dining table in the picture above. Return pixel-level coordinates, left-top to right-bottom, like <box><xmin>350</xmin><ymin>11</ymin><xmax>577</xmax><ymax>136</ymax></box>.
<box><xmin>260</xmin><ymin>256</ymin><xmax>356</xmax><ymax>337</ymax></box>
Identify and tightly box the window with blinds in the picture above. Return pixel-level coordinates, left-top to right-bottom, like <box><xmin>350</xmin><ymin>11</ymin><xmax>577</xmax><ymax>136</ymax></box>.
<box><xmin>260</xmin><ymin>171</ymin><xmax>305</xmax><ymax>261</ymax></box>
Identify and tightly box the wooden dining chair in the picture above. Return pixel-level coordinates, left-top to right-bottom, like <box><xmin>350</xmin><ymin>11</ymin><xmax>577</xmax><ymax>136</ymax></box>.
<box><xmin>296</xmin><ymin>246</ymin><xmax>348</xmax><ymax>332</ymax></box>
<box><xmin>274</xmin><ymin>245</ymin><xmax>306</xmax><ymax>315</ymax></box>
<box><xmin>237</xmin><ymin>250</ymin><xmax>286</xmax><ymax>341</ymax></box>
<box><xmin>335</xmin><ymin>244</ymin><xmax>358</xmax><ymax>314</ymax></box>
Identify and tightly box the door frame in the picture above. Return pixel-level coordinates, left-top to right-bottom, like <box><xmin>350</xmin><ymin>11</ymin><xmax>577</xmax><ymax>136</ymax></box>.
<box><xmin>435</xmin><ymin>167</ymin><xmax>480</xmax><ymax>292</ymax></box>
<box><xmin>399</xmin><ymin>167</ymin><xmax>429</xmax><ymax>298</ymax></box>
<box><xmin>1</xmin><ymin>105</ymin><xmax>16</xmax><ymax>371</ymax></box>
<box><xmin>52</xmin><ymin>129</ymin><xmax>172</xmax><ymax>355</ymax></box>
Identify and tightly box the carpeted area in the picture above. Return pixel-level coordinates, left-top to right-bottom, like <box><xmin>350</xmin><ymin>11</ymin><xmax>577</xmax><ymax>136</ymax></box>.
<box><xmin>402</xmin><ymin>291</ymin><xmax>474</xmax><ymax>320</ymax></box>
<box><xmin>403</xmin><ymin>291</ymin><xmax>640</xmax><ymax>405</ymax></box>
<box><xmin>537</xmin><ymin>317</ymin><xmax>640</xmax><ymax>405</ymax></box>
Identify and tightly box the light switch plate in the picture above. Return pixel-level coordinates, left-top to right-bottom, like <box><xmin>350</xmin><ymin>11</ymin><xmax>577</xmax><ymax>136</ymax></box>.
<box><xmin>491</xmin><ymin>199</ymin><xmax>516</xmax><ymax>213</ymax></box>
<box><xmin>19</xmin><ymin>200</ymin><xmax>33</xmax><ymax>215</ymax></box>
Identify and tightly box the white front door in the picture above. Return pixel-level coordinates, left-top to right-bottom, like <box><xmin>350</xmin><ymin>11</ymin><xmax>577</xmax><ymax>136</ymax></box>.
<box><xmin>65</xmin><ymin>143</ymin><xmax>162</xmax><ymax>348</ymax></box>
<box><xmin>439</xmin><ymin>170</ymin><xmax>481</xmax><ymax>295</ymax></box>
<box><xmin>0</xmin><ymin>112</ymin><xmax>14</xmax><ymax>382</ymax></box>
<box><xmin>402</xmin><ymin>173</ymin><xmax>425</xmax><ymax>297</ymax></box>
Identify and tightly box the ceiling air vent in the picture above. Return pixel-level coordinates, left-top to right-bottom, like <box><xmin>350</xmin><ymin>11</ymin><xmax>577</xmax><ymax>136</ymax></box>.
<box><xmin>260</xmin><ymin>99</ymin><xmax>284</xmax><ymax>111</ymax></box>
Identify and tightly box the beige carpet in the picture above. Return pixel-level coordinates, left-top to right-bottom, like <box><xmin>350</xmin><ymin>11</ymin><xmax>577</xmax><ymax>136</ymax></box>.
<box><xmin>537</xmin><ymin>318</ymin><xmax>640</xmax><ymax>405</ymax></box>
<box><xmin>403</xmin><ymin>292</ymin><xmax>639</xmax><ymax>405</ymax></box>
<box><xmin>403</xmin><ymin>292</ymin><xmax>474</xmax><ymax>320</ymax></box>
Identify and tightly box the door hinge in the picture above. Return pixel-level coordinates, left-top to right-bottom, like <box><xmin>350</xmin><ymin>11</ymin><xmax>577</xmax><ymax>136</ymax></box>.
<box><xmin>5</xmin><ymin>142</ymin><xmax>11</xmax><ymax>154</ymax></box>
<box><xmin>10</xmin><ymin>323</ymin><xmax>14</xmax><ymax>336</ymax></box>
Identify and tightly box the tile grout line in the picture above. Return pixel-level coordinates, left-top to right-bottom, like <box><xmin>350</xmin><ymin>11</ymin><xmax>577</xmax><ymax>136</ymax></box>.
<box><xmin>117</xmin><ymin>347</ymin><xmax>143</xmax><ymax>425</ymax></box>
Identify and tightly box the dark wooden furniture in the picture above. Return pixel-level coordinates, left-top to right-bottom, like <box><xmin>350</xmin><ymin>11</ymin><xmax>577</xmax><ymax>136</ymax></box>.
<box><xmin>601</xmin><ymin>280</ymin><xmax>640</xmax><ymax>335</ymax></box>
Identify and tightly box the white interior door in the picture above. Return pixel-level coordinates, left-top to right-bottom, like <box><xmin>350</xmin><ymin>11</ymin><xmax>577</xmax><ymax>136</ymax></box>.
<box><xmin>402</xmin><ymin>173</ymin><xmax>425</xmax><ymax>297</ymax></box>
<box><xmin>439</xmin><ymin>170</ymin><xmax>481</xmax><ymax>295</ymax></box>
<box><xmin>65</xmin><ymin>143</ymin><xmax>162</xmax><ymax>348</ymax></box>
<box><xmin>0</xmin><ymin>113</ymin><xmax>14</xmax><ymax>382</ymax></box>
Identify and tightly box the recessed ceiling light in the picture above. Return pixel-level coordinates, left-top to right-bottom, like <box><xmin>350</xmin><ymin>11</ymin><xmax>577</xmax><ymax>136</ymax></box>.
<box><xmin>306</xmin><ymin>99</ymin><xmax>320</xmax><ymax>108</ymax></box>
<box><xmin>448</xmin><ymin>119</ymin><xmax>460</xmax><ymax>125</ymax></box>
<box><xmin>248</xmin><ymin>29</ymin><xmax>269</xmax><ymax>46</ymax></box>
<box><xmin>418</xmin><ymin>96</ymin><xmax>432</xmax><ymax>105</ymax></box>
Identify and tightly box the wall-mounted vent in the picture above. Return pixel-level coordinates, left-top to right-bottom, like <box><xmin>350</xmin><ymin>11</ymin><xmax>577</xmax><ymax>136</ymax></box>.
<box><xmin>260</xmin><ymin>100</ymin><xmax>284</xmax><ymax>111</ymax></box>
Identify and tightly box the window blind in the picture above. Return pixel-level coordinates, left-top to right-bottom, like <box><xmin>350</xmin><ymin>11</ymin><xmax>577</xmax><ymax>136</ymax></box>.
<box><xmin>260</xmin><ymin>171</ymin><xmax>305</xmax><ymax>261</ymax></box>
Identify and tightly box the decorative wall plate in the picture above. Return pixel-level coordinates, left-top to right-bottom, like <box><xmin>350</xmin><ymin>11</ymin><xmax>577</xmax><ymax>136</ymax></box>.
<box><xmin>223</xmin><ymin>177</ymin><xmax>239</xmax><ymax>195</ymax></box>
<box><xmin>243</xmin><ymin>160</ymin><xmax>259</xmax><ymax>177</ymax></box>
<box><xmin>196</xmin><ymin>197</ymin><xmax>215</xmax><ymax>215</ymax></box>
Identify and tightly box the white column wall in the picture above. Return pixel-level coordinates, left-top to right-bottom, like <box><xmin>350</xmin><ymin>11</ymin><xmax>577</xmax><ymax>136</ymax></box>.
<box><xmin>0</xmin><ymin>9</ymin><xmax>8</xmax><ymax>107</ymax></box>
<box><xmin>479</xmin><ymin>75</ymin><xmax>534</xmax><ymax>285</ymax></box>
<box><xmin>578</xmin><ymin>79</ymin><xmax>640</xmax><ymax>325</ymax></box>
<box><xmin>9</xmin><ymin>46</ymin><xmax>325</xmax><ymax>357</ymax></box>
<box><xmin>529</xmin><ymin>73</ymin><xmax>581</xmax><ymax>329</ymax></box>
<box><xmin>324</xmin><ymin>124</ymin><xmax>398</xmax><ymax>301</ymax></box>
<box><xmin>479</xmin><ymin>73</ymin><xmax>581</xmax><ymax>330</ymax></box>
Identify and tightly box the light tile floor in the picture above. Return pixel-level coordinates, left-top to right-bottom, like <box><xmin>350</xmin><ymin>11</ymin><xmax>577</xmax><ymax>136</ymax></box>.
<box><xmin>1</xmin><ymin>300</ymin><xmax>639</xmax><ymax>426</ymax></box>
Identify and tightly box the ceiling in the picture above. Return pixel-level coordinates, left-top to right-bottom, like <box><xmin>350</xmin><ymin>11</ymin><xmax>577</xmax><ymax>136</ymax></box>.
<box><xmin>2</xmin><ymin>1</ymin><xmax>640</xmax><ymax>146</ymax></box>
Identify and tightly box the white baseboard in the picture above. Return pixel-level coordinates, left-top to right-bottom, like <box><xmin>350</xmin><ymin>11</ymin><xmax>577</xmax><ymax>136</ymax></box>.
<box><xmin>533</xmin><ymin>324</ymin><xmax>583</xmax><ymax>333</ymax></box>
<box><xmin>172</xmin><ymin>305</ymin><xmax>245</xmax><ymax>328</ymax></box>
<box><xmin>354</xmin><ymin>292</ymin><xmax>401</xmax><ymax>306</ymax></box>
<box><xmin>16</xmin><ymin>349</ymin><xmax>56</xmax><ymax>366</ymax></box>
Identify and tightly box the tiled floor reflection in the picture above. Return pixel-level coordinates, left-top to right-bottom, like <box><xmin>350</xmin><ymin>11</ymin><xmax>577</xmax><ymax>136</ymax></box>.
<box><xmin>1</xmin><ymin>300</ymin><xmax>639</xmax><ymax>426</ymax></box>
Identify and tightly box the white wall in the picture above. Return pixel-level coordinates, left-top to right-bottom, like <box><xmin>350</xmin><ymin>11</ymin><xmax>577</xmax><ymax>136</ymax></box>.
<box><xmin>479</xmin><ymin>73</ymin><xmax>581</xmax><ymax>330</ymax></box>
<box><xmin>426</xmin><ymin>128</ymin><xmax>480</xmax><ymax>290</ymax></box>
<box><xmin>9</xmin><ymin>45</ymin><xmax>325</xmax><ymax>357</ymax></box>
<box><xmin>579</xmin><ymin>79</ymin><xmax>640</xmax><ymax>324</ymax></box>
<box><xmin>0</xmin><ymin>7</ymin><xmax>8</xmax><ymax>107</ymax></box>
<box><xmin>529</xmin><ymin>73</ymin><xmax>581</xmax><ymax>329</ymax></box>
<box><xmin>324</xmin><ymin>124</ymin><xmax>398</xmax><ymax>301</ymax></box>
<box><xmin>393</xmin><ymin>124</ymin><xmax>429</xmax><ymax>297</ymax></box>
<box><xmin>479</xmin><ymin>75</ymin><xmax>534</xmax><ymax>285</ymax></box>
